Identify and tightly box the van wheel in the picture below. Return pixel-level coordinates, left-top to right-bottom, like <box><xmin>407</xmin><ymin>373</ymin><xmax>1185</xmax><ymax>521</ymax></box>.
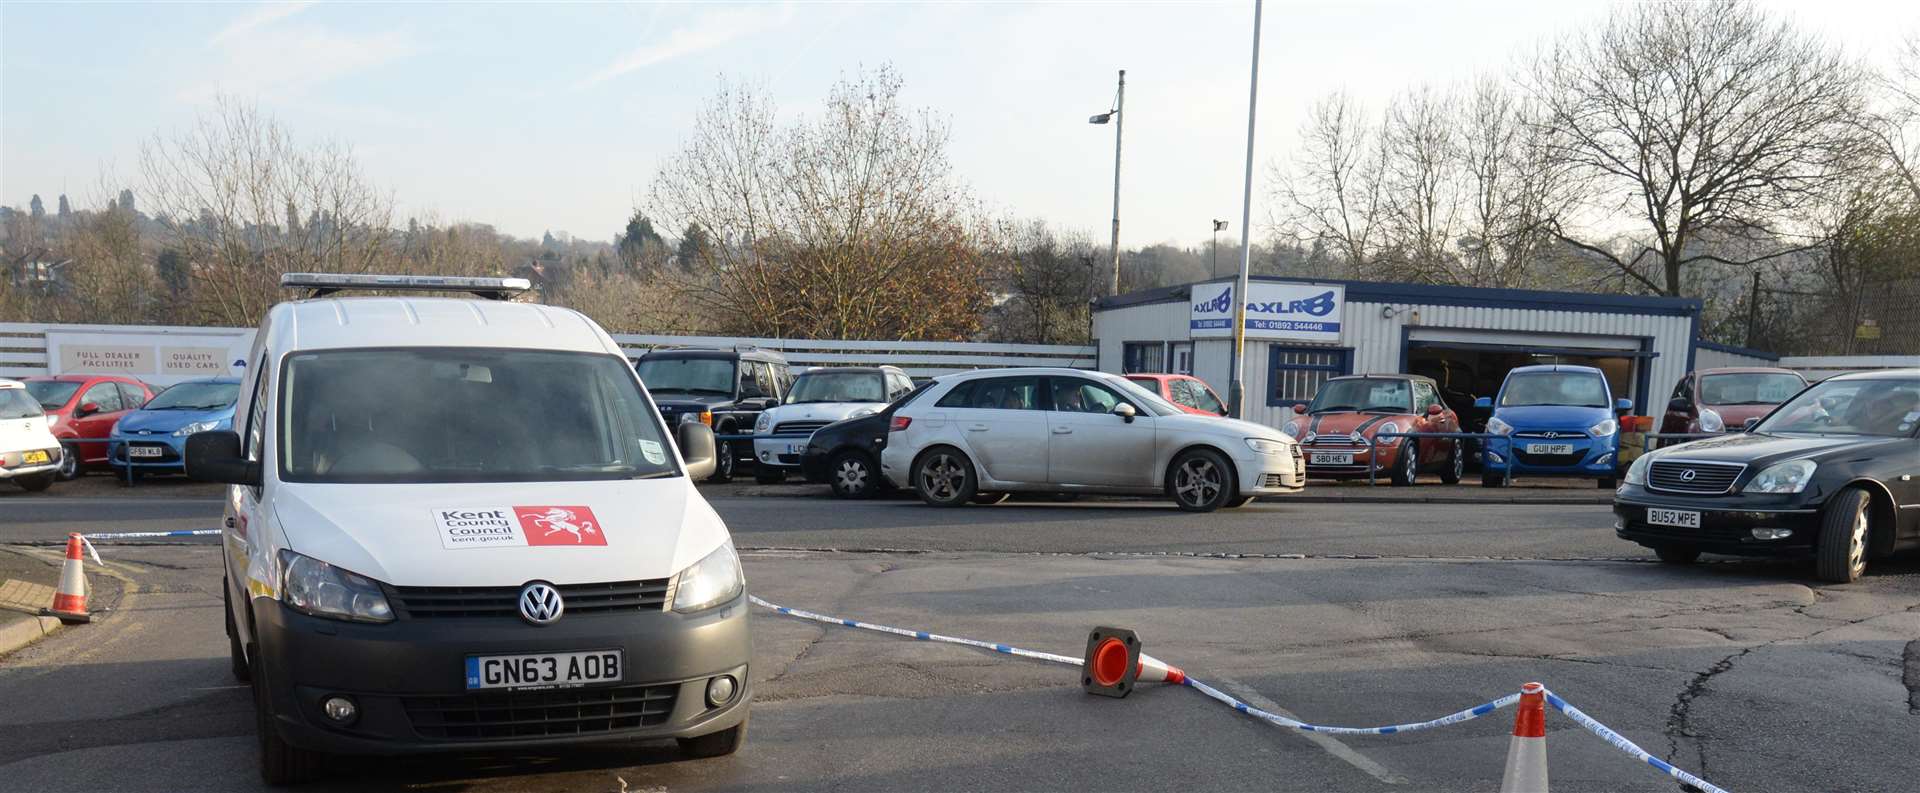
<box><xmin>913</xmin><ymin>447</ymin><xmax>977</xmax><ymax>507</ymax></box>
<box><xmin>1815</xmin><ymin>487</ymin><xmax>1872</xmax><ymax>584</ymax></box>
<box><xmin>679</xmin><ymin>718</ymin><xmax>747</xmax><ymax>759</ymax></box>
<box><xmin>225</xmin><ymin>581</ymin><xmax>250</xmax><ymax>682</ymax></box>
<box><xmin>1387</xmin><ymin>441</ymin><xmax>1418</xmax><ymax>487</ymax></box>
<box><xmin>1168</xmin><ymin>448</ymin><xmax>1236</xmax><ymax>512</ymax></box>
<box><xmin>1439</xmin><ymin>441</ymin><xmax>1464</xmax><ymax>485</ymax></box>
<box><xmin>252</xmin><ymin>647</ymin><xmax>319</xmax><ymax>786</ymax></box>
<box><xmin>14</xmin><ymin>472</ymin><xmax>54</xmax><ymax>492</ymax></box>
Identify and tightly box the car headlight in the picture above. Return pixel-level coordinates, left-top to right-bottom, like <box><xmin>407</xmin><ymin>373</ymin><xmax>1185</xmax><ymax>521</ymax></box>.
<box><xmin>1485</xmin><ymin>417</ymin><xmax>1513</xmax><ymax>435</ymax></box>
<box><xmin>1245</xmin><ymin>438</ymin><xmax>1290</xmax><ymax>456</ymax></box>
<box><xmin>672</xmin><ymin>541</ymin><xmax>744</xmax><ymax>613</ymax></box>
<box><xmin>753</xmin><ymin>413</ymin><xmax>772</xmax><ymax>435</ymax></box>
<box><xmin>174</xmin><ymin>420</ymin><xmax>222</xmax><ymax>437</ymax></box>
<box><xmin>277</xmin><ymin>550</ymin><xmax>393</xmax><ymax>623</ymax></box>
<box><xmin>1697</xmin><ymin>408</ymin><xmax>1724</xmax><ymax>433</ymax></box>
<box><xmin>1623</xmin><ymin>454</ymin><xmax>1652</xmax><ymax>485</ymax></box>
<box><xmin>849</xmin><ymin>407</ymin><xmax>878</xmax><ymax>419</ymax></box>
<box><xmin>1743</xmin><ymin>459</ymin><xmax>1815</xmax><ymax>494</ymax></box>
<box><xmin>1377</xmin><ymin>422</ymin><xmax>1402</xmax><ymax>440</ymax></box>
<box><xmin>46</xmin><ymin>413</ymin><xmax>61</xmax><ymax>427</ymax></box>
<box><xmin>678</xmin><ymin>410</ymin><xmax>713</xmax><ymax>426</ymax></box>
<box><xmin>1280</xmin><ymin>421</ymin><xmax>1301</xmax><ymax>438</ymax></box>
<box><xmin>1587</xmin><ymin>418</ymin><xmax>1617</xmax><ymax>437</ymax></box>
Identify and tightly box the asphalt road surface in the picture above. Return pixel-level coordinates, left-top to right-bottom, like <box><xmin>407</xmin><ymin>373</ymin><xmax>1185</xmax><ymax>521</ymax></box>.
<box><xmin>3</xmin><ymin>490</ymin><xmax>1917</xmax><ymax>792</ymax></box>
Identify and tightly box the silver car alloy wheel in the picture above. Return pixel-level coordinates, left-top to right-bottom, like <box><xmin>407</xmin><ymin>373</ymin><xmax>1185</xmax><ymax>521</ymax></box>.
<box><xmin>1451</xmin><ymin>440</ymin><xmax>1465</xmax><ymax>480</ymax></box>
<box><xmin>919</xmin><ymin>453</ymin><xmax>965</xmax><ymax>501</ymax></box>
<box><xmin>835</xmin><ymin>457</ymin><xmax>869</xmax><ymax>492</ymax></box>
<box><xmin>1403</xmin><ymin>442</ymin><xmax>1419</xmax><ymax>484</ymax></box>
<box><xmin>1847</xmin><ymin>506</ymin><xmax>1868</xmax><ymax>578</ymax></box>
<box><xmin>59</xmin><ymin>444</ymin><xmax>78</xmax><ymax>479</ymax></box>
<box><xmin>1175</xmin><ymin>458</ymin><xmax>1222</xmax><ymax>507</ymax></box>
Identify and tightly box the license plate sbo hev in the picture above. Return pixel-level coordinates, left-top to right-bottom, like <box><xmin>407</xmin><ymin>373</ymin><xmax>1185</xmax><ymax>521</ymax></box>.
<box><xmin>466</xmin><ymin>650</ymin><xmax>624</xmax><ymax>690</ymax></box>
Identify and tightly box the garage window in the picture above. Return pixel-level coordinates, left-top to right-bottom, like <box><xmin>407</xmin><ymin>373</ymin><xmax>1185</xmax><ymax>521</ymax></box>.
<box><xmin>1122</xmin><ymin>342</ymin><xmax>1166</xmax><ymax>374</ymax></box>
<box><xmin>1266</xmin><ymin>346</ymin><xmax>1351</xmax><ymax>407</ymax></box>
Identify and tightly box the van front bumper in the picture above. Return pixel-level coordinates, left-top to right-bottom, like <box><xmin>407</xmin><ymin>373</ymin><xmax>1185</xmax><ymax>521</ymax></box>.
<box><xmin>252</xmin><ymin>593</ymin><xmax>751</xmax><ymax>755</ymax></box>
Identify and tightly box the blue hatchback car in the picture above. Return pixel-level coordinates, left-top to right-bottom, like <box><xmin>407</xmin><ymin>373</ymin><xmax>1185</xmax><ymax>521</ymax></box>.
<box><xmin>109</xmin><ymin>377</ymin><xmax>242</xmax><ymax>476</ymax></box>
<box><xmin>1474</xmin><ymin>365</ymin><xmax>1631</xmax><ymax>488</ymax></box>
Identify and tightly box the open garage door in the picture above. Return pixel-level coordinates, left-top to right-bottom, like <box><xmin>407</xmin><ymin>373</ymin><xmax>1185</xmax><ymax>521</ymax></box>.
<box><xmin>1403</xmin><ymin>328</ymin><xmax>1652</xmax><ymax>434</ymax></box>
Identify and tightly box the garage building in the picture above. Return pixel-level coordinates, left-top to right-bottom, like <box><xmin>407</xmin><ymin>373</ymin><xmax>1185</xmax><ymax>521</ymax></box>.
<box><xmin>1093</xmin><ymin>277</ymin><xmax>1702</xmax><ymax>430</ymax></box>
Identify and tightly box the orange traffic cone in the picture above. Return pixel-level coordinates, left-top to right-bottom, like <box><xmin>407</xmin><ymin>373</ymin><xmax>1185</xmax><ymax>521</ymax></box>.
<box><xmin>1500</xmin><ymin>682</ymin><xmax>1549</xmax><ymax>793</ymax></box>
<box><xmin>47</xmin><ymin>533</ymin><xmax>90</xmax><ymax>624</ymax></box>
<box><xmin>1082</xmin><ymin>627</ymin><xmax>1186</xmax><ymax>697</ymax></box>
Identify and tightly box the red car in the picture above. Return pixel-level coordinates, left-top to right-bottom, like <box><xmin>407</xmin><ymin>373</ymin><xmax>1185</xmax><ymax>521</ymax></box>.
<box><xmin>1125</xmin><ymin>373</ymin><xmax>1230</xmax><ymax>416</ymax></box>
<box><xmin>1281</xmin><ymin>374</ymin><xmax>1464</xmax><ymax>486</ymax></box>
<box><xmin>21</xmin><ymin>375</ymin><xmax>156</xmax><ymax>479</ymax></box>
<box><xmin>1660</xmin><ymin>367</ymin><xmax>1807</xmax><ymax>436</ymax></box>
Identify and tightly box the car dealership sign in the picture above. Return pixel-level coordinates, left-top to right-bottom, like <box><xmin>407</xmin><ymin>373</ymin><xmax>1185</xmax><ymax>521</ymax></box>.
<box><xmin>1190</xmin><ymin>281</ymin><xmax>1344</xmax><ymax>342</ymax></box>
<box><xmin>46</xmin><ymin>330</ymin><xmax>255</xmax><ymax>386</ymax></box>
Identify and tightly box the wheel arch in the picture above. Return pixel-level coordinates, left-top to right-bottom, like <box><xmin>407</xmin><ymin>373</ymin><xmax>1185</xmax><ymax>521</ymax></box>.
<box><xmin>1839</xmin><ymin>478</ymin><xmax>1900</xmax><ymax>557</ymax></box>
<box><xmin>1163</xmin><ymin>442</ymin><xmax>1241</xmax><ymax>490</ymax></box>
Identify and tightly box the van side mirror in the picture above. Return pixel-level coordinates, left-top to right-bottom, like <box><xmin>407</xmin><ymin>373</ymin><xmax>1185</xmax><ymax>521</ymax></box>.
<box><xmin>184</xmin><ymin>431</ymin><xmax>261</xmax><ymax>487</ymax></box>
<box><xmin>1473</xmin><ymin>396</ymin><xmax>1492</xmax><ymax>409</ymax></box>
<box><xmin>1615</xmin><ymin>398</ymin><xmax>1633</xmax><ymax>413</ymax></box>
<box><xmin>1668</xmin><ymin>398</ymin><xmax>1689</xmax><ymax>413</ymax></box>
<box><xmin>1112</xmin><ymin>402</ymin><xmax>1138</xmax><ymax>423</ymax></box>
<box><xmin>677</xmin><ymin>423</ymin><xmax>718</xmax><ymax>480</ymax></box>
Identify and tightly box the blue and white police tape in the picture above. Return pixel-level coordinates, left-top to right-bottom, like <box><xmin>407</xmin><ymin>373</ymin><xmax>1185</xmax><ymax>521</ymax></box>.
<box><xmin>1544</xmin><ymin>689</ymin><xmax>1729</xmax><ymax>793</ymax></box>
<box><xmin>80</xmin><ymin>529</ymin><xmax>222</xmax><ymax>541</ymax></box>
<box><xmin>748</xmin><ymin>595</ymin><xmax>1520</xmax><ymax>735</ymax></box>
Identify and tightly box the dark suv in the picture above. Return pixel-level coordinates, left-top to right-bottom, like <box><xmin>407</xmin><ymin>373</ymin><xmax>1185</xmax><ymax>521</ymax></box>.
<box><xmin>635</xmin><ymin>347</ymin><xmax>793</xmax><ymax>482</ymax></box>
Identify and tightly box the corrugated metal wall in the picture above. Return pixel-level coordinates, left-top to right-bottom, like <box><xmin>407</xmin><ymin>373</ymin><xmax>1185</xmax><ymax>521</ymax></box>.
<box><xmin>1693</xmin><ymin>346</ymin><xmax>1776</xmax><ymax>371</ymax></box>
<box><xmin>1096</xmin><ymin>298</ymin><xmax>1695</xmax><ymax>431</ymax></box>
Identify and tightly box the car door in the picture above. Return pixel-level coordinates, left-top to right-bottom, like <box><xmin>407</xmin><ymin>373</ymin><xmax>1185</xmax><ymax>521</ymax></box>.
<box><xmin>938</xmin><ymin>376</ymin><xmax>1049</xmax><ymax>485</ymax></box>
<box><xmin>1662</xmin><ymin>374</ymin><xmax>1694</xmax><ymax>435</ymax></box>
<box><xmin>73</xmin><ymin>381</ymin><xmax>126</xmax><ymax>464</ymax></box>
<box><xmin>1045</xmin><ymin>376</ymin><xmax>1158</xmax><ymax>487</ymax></box>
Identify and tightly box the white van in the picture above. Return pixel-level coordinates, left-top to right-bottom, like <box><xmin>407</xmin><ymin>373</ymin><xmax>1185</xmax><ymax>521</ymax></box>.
<box><xmin>188</xmin><ymin>274</ymin><xmax>749</xmax><ymax>785</ymax></box>
<box><xmin>0</xmin><ymin>378</ymin><xmax>63</xmax><ymax>492</ymax></box>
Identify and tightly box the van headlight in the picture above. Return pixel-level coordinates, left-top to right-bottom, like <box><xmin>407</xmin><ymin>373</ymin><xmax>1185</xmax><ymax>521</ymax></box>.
<box><xmin>1245</xmin><ymin>438</ymin><xmax>1290</xmax><ymax>456</ymax></box>
<box><xmin>672</xmin><ymin>541</ymin><xmax>744</xmax><ymax>613</ymax></box>
<box><xmin>753</xmin><ymin>412</ymin><xmax>772</xmax><ymax>435</ymax></box>
<box><xmin>1587</xmin><ymin>418</ymin><xmax>1617</xmax><ymax>437</ymax></box>
<box><xmin>277</xmin><ymin>550</ymin><xmax>393</xmax><ymax>623</ymax></box>
<box><xmin>1623</xmin><ymin>454</ymin><xmax>1652</xmax><ymax>485</ymax></box>
<box><xmin>1485</xmin><ymin>417</ymin><xmax>1514</xmax><ymax>435</ymax></box>
<box><xmin>1743</xmin><ymin>460</ymin><xmax>1815</xmax><ymax>494</ymax></box>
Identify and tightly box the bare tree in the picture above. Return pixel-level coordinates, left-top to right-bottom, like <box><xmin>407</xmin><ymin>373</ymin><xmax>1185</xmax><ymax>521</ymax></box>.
<box><xmin>1861</xmin><ymin>30</ymin><xmax>1920</xmax><ymax>204</ymax></box>
<box><xmin>1270</xmin><ymin>92</ymin><xmax>1383</xmax><ymax>275</ymax></box>
<box><xmin>139</xmin><ymin>96</ymin><xmax>393</xmax><ymax>325</ymax></box>
<box><xmin>1529</xmin><ymin>0</ymin><xmax>1869</xmax><ymax>295</ymax></box>
<box><xmin>648</xmin><ymin>67</ymin><xmax>989</xmax><ymax>340</ymax></box>
<box><xmin>1456</xmin><ymin>77</ymin><xmax>1574</xmax><ymax>288</ymax></box>
<box><xmin>1374</xmin><ymin>85</ymin><xmax>1464</xmax><ymax>282</ymax></box>
<box><xmin>990</xmin><ymin>218</ymin><xmax>1097</xmax><ymax>345</ymax></box>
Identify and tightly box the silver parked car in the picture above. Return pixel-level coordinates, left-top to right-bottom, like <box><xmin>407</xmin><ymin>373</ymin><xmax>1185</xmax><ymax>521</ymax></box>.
<box><xmin>879</xmin><ymin>368</ymin><xmax>1305</xmax><ymax>511</ymax></box>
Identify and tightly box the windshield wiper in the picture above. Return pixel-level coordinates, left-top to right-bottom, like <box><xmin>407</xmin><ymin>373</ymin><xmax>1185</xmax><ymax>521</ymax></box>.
<box><xmin>1311</xmin><ymin>405</ymin><xmax>1358</xmax><ymax>413</ymax></box>
<box><xmin>631</xmin><ymin>470</ymin><xmax>678</xmax><ymax>480</ymax></box>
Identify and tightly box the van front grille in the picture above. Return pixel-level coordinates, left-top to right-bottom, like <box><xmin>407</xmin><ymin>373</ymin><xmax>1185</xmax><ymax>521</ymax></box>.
<box><xmin>403</xmin><ymin>683</ymin><xmax>678</xmax><ymax>740</ymax></box>
<box><xmin>388</xmin><ymin>579</ymin><xmax>671</xmax><ymax>619</ymax></box>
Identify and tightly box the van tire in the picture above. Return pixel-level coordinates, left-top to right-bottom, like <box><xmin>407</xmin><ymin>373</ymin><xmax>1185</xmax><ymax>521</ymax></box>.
<box><xmin>252</xmin><ymin>647</ymin><xmax>319</xmax><ymax>786</ymax></box>
<box><xmin>225</xmin><ymin>581</ymin><xmax>250</xmax><ymax>682</ymax></box>
<box><xmin>680</xmin><ymin>718</ymin><xmax>747</xmax><ymax>759</ymax></box>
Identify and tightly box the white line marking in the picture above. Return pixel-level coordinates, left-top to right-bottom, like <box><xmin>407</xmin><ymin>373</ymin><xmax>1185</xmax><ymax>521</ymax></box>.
<box><xmin>1214</xmin><ymin>675</ymin><xmax>1408</xmax><ymax>785</ymax></box>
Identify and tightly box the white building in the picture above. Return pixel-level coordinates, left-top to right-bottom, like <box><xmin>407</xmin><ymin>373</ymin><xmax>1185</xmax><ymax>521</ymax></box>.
<box><xmin>1093</xmin><ymin>277</ymin><xmax>1703</xmax><ymax>429</ymax></box>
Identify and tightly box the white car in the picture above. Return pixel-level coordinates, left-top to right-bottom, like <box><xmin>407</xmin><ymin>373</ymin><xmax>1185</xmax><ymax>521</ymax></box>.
<box><xmin>185</xmin><ymin>274</ymin><xmax>749</xmax><ymax>785</ymax></box>
<box><xmin>880</xmin><ymin>368</ymin><xmax>1305</xmax><ymax>511</ymax></box>
<box><xmin>750</xmin><ymin>365</ymin><xmax>915</xmax><ymax>484</ymax></box>
<box><xmin>0</xmin><ymin>378</ymin><xmax>63</xmax><ymax>492</ymax></box>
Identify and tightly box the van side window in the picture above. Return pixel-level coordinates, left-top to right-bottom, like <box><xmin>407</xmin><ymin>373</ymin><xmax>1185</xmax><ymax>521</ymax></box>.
<box><xmin>243</xmin><ymin>355</ymin><xmax>269</xmax><ymax>460</ymax></box>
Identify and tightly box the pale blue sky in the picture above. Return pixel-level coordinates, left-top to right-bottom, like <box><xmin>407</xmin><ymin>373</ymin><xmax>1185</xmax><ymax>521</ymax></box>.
<box><xmin>2</xmin><ymin>1</ymin><xmax>1911</xmax><ymax>247</ymax></box>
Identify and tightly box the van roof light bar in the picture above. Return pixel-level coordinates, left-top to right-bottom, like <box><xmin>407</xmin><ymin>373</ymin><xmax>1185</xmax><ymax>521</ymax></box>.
<box><xmin>280</xmin><ymin>273</ymin><xmax>532</xmax><ymax>301</ymax></box>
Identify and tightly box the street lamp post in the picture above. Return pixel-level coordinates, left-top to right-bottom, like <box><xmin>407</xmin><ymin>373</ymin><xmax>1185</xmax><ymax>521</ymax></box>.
<box><xmin>1088</xmin><ymin>70</ymin><xmax>1125</xmax><ymax>297</ymax></box>
<box><xmin>1228</xmin><ymin>0</ymin><xmax>1263</xmax><ymax>419</ymax></box>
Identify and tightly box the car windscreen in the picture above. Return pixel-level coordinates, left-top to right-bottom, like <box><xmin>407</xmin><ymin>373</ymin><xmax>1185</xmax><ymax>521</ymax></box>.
<box><xmin>23</xmin><ymin>381</ymin><xmax>79</xmax><ymax>410</ymax></box>
<box><xmin>1754</xmin><ymin>377</ymin><xmax>1920</xmax><ymax>437</ymax></box>
<box><xmin>0</xmin><ymin>388</ymin><xmax>43</xmax><ymax>419</ymax></box>
<box><xmin>145</xmin><ymin>382</ymin><xmax>240</xmax><ymax>410</ymax></box>
<box><xmin>1699</xmin><ymin>373</ymin><xmax>1803</xmax><ymax>406</ymax></box>
<box><xmin>786</xmin><ymin>372</ymin><xmax>885</xmax><ymax>404</ymax></box>
<box><xmin>634</xmin><ymin>357</ymin><xmax>735</xmax><ymax>396</ymax></box>
<box><xmin>1309</xmin><ymin>379</ymin><xmax>1412</xmax><ymax>413</ymax></box>
<box><xmin>281</xmin><ymin>348</ymin><xmax>680</xmax><ymax>483</ymax></box>
<box><xmin>1499</xmin><ymin>372</ymin><xmax>1608</xmax><ymax>408</ymax></box>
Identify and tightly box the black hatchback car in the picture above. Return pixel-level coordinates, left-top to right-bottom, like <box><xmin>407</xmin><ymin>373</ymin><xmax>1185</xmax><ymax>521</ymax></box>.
<box><xmin>1613</xmin><ymin>369</ymin><xmax>1920</xmax><ymax>582</ymax></box>
<box><xmin>800</xmin><ymin>382</ymin><xmax>933</xmax><ymax>498</ymax></box>
<box><xmin>635</xmin><ymin>347</ymin><xmax>792</xmax><ymax>482</ymax></box>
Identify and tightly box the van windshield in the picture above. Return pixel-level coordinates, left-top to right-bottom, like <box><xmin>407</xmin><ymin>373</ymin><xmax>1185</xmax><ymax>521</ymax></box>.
<box><xmin>280</xmin><ymin>348</ymin><xmax>679</xmax><ymax>483</ymax></box>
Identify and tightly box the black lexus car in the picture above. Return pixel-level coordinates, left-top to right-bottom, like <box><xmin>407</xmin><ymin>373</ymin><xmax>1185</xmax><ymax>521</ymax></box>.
<box><xmin>1613</xmin><ymin>369</ymin><xmax>1919</xmax><ymax>583</ymax></box>
<box><xmin>635</xmin><ymin>347</ymin><xmax>792</xmax><ymax>482</ymax></box>
<box><xmin>800</xmin><ymin>381</ymin><xmax>933</xmax><ymax>498</ymax></box>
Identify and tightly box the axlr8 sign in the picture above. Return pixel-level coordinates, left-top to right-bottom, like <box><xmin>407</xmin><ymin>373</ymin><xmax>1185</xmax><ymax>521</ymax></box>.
<box><xmin>1190</xmin><ymin>281</ymin><xmax>1345</xmax><ymax>343</ymax></box>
